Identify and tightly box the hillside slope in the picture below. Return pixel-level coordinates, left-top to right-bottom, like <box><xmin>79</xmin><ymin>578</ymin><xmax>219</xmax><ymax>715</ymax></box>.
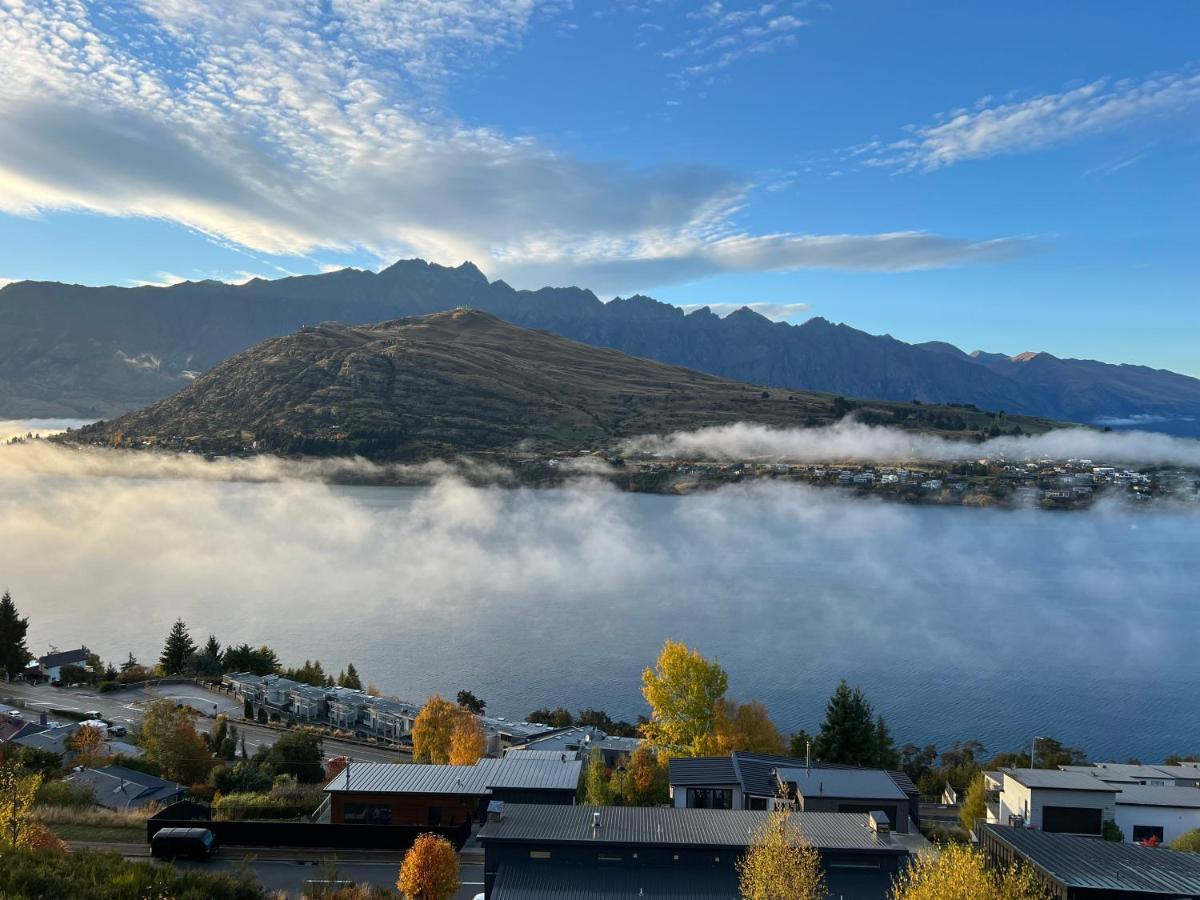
<box><xmin>68</xmin><ymin>310</ymin><xmax>1052</xmax><ymax>460</ymax></box>
<box><xmin>5</xmin><ymin>259</ymin><xmax>1198</xmax><ymax>434</ymax></box>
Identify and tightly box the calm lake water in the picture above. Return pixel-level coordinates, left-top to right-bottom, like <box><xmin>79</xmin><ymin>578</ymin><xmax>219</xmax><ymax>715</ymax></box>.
<box><xmin>2</xmin><ymin>462</ymin><xmax>1197</xmax><ymax>762</ymax></box>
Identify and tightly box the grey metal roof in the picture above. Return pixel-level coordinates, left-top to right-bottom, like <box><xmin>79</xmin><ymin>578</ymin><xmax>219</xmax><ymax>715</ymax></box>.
<box><xmin>514</xmin><ymin>726</ymin><xmax>643</xmax><ymax>754</ymax></box>
<box><xmin>981</xmin><ymin>824</ymin><xmax>1200</xmax><ymax>894</ymax></box>
<box><xmin>65</xmin><ymin>765</ymin><xmax>184</xmax><ymax>811</ymax></box>
<box><xmin>479</xmin><ymin>804</ymin><xmax>907</xmax><ymax>853</ymax></box>
<box><xmin>13</xmin><ymin>723</ymin><xmax>78</xmax><ymax>754</ymax></box>
<box><xmin>492</xmin><ymin>861</ymin><xmax>740</xmax><ymax>899</ymax></box>
<box><xmin>1003</xmin><ymin>768</ymin><xmax>1119</xmax><ymax>792</ymax></box>
<box><xmin>777</xmin><ymin>767</ymin><xmax>908</xmax><ymax>802</ymax></box>
<box><xmin>505</xmin><ymin>749</ymin><xmax>580</xmax><ymax>761</ymax></box>
<box><xmin>1116</xmin><ymin>784</ymin><xmax>1200</xmax><ymax>808</ymax></box>
<box><xmin>323</xmin><ymin>757</ymin><xmax>582</xmax><ymax>796</ymax></box>
<box><xmin>668</xmin><ymin>757</ymin><xmax>738</xmax><ymax>786</ymax></box>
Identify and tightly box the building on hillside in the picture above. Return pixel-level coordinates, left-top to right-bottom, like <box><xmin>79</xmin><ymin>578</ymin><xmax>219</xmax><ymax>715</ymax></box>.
<box><xmin>478</xmin><ymin>803</ymin><xmax>915</xmax><ymax>900</ymax></box>
<box><xmin>668</xmin><ymin>750</ymin><xmax>919</xmax><ymax>827</ymax></box>
<box><xmin>1060</xmin><ymin>762</ymin><xmax>1200</xmax><ymax>790</ymax></box>
<box><xmin>1112</xmin><ymin>785</ymin><xmax>1200</xmax><ymax>846</ymax></box>
<box><xmin>38</xmin><ymin>648</ymin><xmax>90</xmax><ymax>683</ymax></box>
<box><xmin>322</xmin><ymin>756</ymin><xmax>583</xmax><ymax>828</ymax></box>
<box><xmin>360</xmin><ymin>697</ymin><xmax>419</xmax><ymax>741</ymax></box>
<box><xmin>12</xmin><ymin>723</ymin><xmax>81</xmax><ymax>759</ymax></box>
<box><xmin>505</xmin><ymin>725</ymin><xmax>642</xmax><ymax>768</ymax></box>
<box><xmin>986</xmin><ymin>768</ymin><xmax>1119</xmax><ymax>835</ymax></box>
<box><xmin>65</xmin><ymin>765</ymin><xmax>185</xmax><ymax>812</ymax></box>
<box><xmin>979</xmin><ymin>823</ymin><xmax>1200</xmax><ymax>899</ymax></box>
<box><xmin>478</xmin><ymin>718</ymin><xmax>559</xmax><ymax>756</ymax></box>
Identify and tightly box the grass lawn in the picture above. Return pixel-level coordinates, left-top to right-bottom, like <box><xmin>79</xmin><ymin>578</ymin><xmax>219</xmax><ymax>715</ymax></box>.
<box><xmin>51</xmin><ymin>822</ymin><xmax>146</xmax><ymax>844</ymax></box>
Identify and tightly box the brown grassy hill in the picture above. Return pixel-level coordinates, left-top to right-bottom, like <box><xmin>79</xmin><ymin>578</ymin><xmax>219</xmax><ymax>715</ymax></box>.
<box><xmin>68</xmin><ymin>309</ymin><xmax>1054</xmax><ymax>460</ymax></box>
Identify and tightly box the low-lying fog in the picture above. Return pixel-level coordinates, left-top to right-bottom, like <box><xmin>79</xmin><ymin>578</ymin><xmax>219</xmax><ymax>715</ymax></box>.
<box><xmin>1</xmin><ymin>430</ymin><xmax>1197</xmax><ymax>761</ymax></box>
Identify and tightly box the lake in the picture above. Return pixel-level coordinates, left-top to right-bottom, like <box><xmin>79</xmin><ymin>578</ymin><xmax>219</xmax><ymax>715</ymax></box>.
<box><xmin>1</xmin><ymin>452</ymin><xmax>1197</xmax><ymax>762</ymax></box>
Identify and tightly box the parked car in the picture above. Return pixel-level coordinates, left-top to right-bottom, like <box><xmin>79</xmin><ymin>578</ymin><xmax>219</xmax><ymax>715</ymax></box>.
<box><xmin>150</xmin><ymin>827</ymin><xmax>218</xmax><ymax>860</ymax></box>
<box><xmin>109</xmin><ymin>725</ymin><xmax>127</xmax><ymax>737</ymax></box>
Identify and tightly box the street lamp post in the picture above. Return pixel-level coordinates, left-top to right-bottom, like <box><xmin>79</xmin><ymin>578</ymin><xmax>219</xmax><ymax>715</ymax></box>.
<box><xmin>1031</xmin><ymin>735</ymin><xmax>1046</xmax><ymax>769</ymax></box>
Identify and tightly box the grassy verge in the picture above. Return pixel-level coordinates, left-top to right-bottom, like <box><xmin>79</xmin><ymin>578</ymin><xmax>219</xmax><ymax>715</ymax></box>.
<box><xmin>38</xmin><ymin>804</ymin><xmax>154</xmax><ymax>845</ymax></box>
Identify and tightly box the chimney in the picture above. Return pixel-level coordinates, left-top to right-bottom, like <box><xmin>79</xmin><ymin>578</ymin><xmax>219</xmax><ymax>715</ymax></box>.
<box><xmin>487</xmin><ymin>801</ymin><xmax>504</xmax><ymax>823</ymax></box>
<box><xmin>593</xmin><ymin>811</ymin><xmax>601</xmax><ymax>829</ymax></box>
<box><xmin>868</xmin><ymin>810</ymin><xmax>891</xmax><ymax>834</ymax></box>
<box><xmin>39</xmin><ymin>711</ymin><xmax>47</xmax><ymax>727</ymax></box>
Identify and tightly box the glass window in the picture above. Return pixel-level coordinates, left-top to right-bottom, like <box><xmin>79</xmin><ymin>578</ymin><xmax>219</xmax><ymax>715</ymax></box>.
<box><xmin>343</xmin><ymin>803</ymin><xmax>392</xmax><ymax>825</ymax></box>
<box><xmin>1132</xmin><ymin>825</ymin><xmax>1164</xmax><ymax>844</ymax></box>
<box><xmin>687</xmin><ymin>788</ymin><xmax>733</xmax><ymax>809</ymax></box>
<box><xmin>427</xmin><ymin>806</ymin><xmax>442</xmax><ymax>826</ymax></box>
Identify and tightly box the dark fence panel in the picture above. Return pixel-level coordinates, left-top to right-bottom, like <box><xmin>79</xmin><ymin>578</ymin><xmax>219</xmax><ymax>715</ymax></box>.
<box><xmin>148</xmin><ymin>802</ymin><xmax>471</xmax><ymax>851</ymax></box>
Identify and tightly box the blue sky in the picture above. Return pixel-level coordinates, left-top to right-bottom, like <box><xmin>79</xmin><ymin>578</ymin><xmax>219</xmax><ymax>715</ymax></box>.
<box><xmin>0</xmin><ymin>1</ymin><xmax>1196</xmax><ymax>374</ymax></box>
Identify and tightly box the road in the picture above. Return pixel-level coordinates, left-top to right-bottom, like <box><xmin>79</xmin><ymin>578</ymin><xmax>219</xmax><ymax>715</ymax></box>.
<box><xmin>1</xmin><ymin>680</ymin><xmax>407</xmax><ymax>763</ymax></box>
<box><xmin>170</xmin><ymin>857</ymin><xmax>485</xmax><ymax>898</ymax></box>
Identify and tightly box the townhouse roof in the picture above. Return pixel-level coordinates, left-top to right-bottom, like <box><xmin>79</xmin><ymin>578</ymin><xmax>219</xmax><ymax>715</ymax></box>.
<box><xmin>65</xmin><ymin>765</ymin><xmax>185</xmax><ymax>812</ymax></box>
<box><xmin>504</xmin><ymin>749</ymin><xmax>580</xmax><ymax>761</ymax></box>
<box><xmin>39</xmin><ymin>648</ymin><xmax>89</xmax><ymax>668</ymax></box>
<box><xmin>1116</xmin><ymin>784</ymin><xmax>1200</xmax><ymax>808</ymax></box>
<box><xmin>512</xmin><ymin>725</ymin><xmax>642</xmax><ymax>755</ymax></box>
<box><xmin>980</xmin><ymin>824</ymin><xmax>1200</xmax><ymax>895</ymax></box>
<box><xmin>478</xmin><ymin>804</ymin><xmax>907</xmax><ymax>853</ymax></box>
<box><xmin>777</xmin><ymin>766</ymin><xmax>908</xmax><ymax>801</ymax></box>
<box><xmin>13</xmin><ymin>723</ymin><xmax>80</xmax><ymax>755</ymax></box>
<box><xmin>1002</xmin><ymin>768</ymin><xmax>1119</xmax><ymax>792</ymax></box>
<box><xmin>491</xmin><ymin>861</ymin><xmax>739</xmax><ymax>899</ymax></box>
<box><xmin>323</xmin><ymin>756</ymin><xmax>583</xmax><ymax>797</ymax></box>
<box><xmin>365</xmin><ymin>696</ymin><xmax>420</xmax><ymax>716</ymax></box>
<box><xmin>669</xmin><ymin>751</ymin><xmax>917</xmax><ymax>800</ymax></box>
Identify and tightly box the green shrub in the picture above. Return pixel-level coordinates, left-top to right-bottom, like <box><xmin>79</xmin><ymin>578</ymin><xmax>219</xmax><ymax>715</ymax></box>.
<box><xmin>211</xmin><ymin>789</ymin><xmax>322</xmax><ymax>821</ymax></box>
<box><xmin>1102</xmin><ymin>819</ymin><xmax>1124</xmax><ymax>842</ymax></box>
<box><xmin>1173</xmin><ymin>828</ymin><xmax>1200</xmax><ymax>853</ymax></box>
<box><xmin>0</xmin><ymin>846</ymin><xmax>262</xmax><ymax>899</ymax></box>
<box><xmin>96</xmin><ymin>681</ymin><xmax>121</xmax><ymax>694</ymax></box>
<box><xmin>35</xmin><ymin>779</ymin><xmax>95</xmax><ymax>809</ymax></box>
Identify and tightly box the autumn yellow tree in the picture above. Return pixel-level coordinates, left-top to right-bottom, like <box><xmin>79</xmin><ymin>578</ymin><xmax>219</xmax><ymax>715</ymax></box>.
<box><xmin>0</xmin><ymin>763</ymin><xmax>42</xmax><ymax>848</ymax></box>
<box><xmin>737</xmin><ymin>809</ymin><xmax>826</xmax><ymax>900</ymax></box>
<box><xmin>958</xmin><ymin>774</ymin><xmax>988</xmax><ymax>834</ymax></box>
<box><xmin>890</xmin><ymin>843</ymin><xmax>1048</xmax><ymax>900</ymax></box>
<box><xmin>641</xmin><ymin>639</ymin><xmax>729</xmax><ymax>758</ymax></box>
<box><xmin>716</xmin><ymin>700</ymin><xmax>787</xmax><ymax>755</ymax></box>
<box><xmin>137</xmin><ymin>698</ymin><xmax>213</xmax><ymax>784</ymax></box>
<box><xmin>448</xmin><ymin>715</ymin><xmax>487</xmax><ymax>766</ymax></box>
<box><xmin>68</xmin><ymin>723</ymin><xmax>110</xmax><ymax>768</ymax></box>
<box><xmin>413</xmin><ymin>695</ymin><xmax>482</xmax><ymax>765</ymax></box>
<box><xmin>397</xmin><ymin>832</ymin><xmax>460</xmax><ymax>900</ymax></box>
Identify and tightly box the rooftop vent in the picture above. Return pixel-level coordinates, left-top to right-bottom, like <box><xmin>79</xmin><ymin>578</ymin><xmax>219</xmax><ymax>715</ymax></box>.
<box><xmin>593</xmin><ymin>811</ymin><xmax>602</xmax><ymax>829</ymax></box>
<box><xmin>487</xmin><ymin>801</ymin><xmax>504</xmax><ymax>823</ymax></box>
<box><xmin>868</xmin><ymin>810</ymin><xmax>891</xmax><ymax>834</ymax></box>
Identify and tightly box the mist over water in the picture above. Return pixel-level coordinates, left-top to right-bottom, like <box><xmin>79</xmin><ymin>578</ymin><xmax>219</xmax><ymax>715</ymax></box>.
<box><xmin>1</xmin><ymin>440</ymin><xmax>1197</xmax><ymax>761</ymax></box>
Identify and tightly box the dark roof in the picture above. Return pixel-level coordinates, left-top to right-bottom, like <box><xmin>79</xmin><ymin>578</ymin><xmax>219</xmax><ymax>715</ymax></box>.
<box><xmin>668</xmin><ymin>757</ymin><xmax>738</xmax><ymax>786</ymax></box>
<box><xmin>777</xmin><ymin>767</ymin><xmax>908</xmax><ymax>801</ymax></box>
<box><xmin>981</xmin><ymin>825</ymin><xmax>1200</xmax><ymax>895</ymax></box>
<box><xmin>323</xmin><ymin>757</ymin><xmax>582</xmax><ymax>796</ymax></box>
<box><xmin>39</xmin><ymin>648</ymin><xmax>89</xmax><ymax>668</ymax></box>
<box><xmin>670</xmin><ymin>751</ymin><xmax>918</xmax><ymax>800</ymax></box>
<box><xmin>66</xmin><ymin>765</ymin><xmax>185</xmax><ymax>811</ymax></box>
<box><xmin>479</xmin><ymin>804</ymin><xmax>907</xmax><ymax>854</ymax></box>
<box><xmin>1116</xmin><ymin>784</ymin><xmax>1200</xmax><ymax>809</ymax></box>
<box><xmin>492</xmin><ymin>862</ymin><xmax>739</xmax><ymax>899</ymax></box>
<box><xmin>1003</xmin><ymin>768</ymin><xmax>1119</xmax><ymax>792</ymax></box>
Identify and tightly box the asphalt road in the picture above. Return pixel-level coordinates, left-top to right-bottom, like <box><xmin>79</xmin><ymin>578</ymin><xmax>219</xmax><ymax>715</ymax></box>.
<box><xmin>1</xmin><ymin>681</ymin><xmax>407</xmax><ymax>763</ymax></box>
<box><xmin>168</xmin><ymin>858</ymin><xmax>485</xmax><ymax>898</ymax></box>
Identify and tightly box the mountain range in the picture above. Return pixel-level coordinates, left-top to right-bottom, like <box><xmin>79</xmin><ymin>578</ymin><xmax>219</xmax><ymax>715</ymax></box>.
<box><xmin>69</xmin><ymin>309</ymin><xmax>1052</xmax><ymax>459</ymax></box>
<box><xmin>3</xmin><ymin>258</ymin><xmax>1197</xmax><ymax>435</ymax></box>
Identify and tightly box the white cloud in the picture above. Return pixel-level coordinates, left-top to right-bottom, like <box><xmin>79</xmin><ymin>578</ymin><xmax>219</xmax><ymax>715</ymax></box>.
<box><xmin>662</xmin><ymin>2</ymin><xmax>807</xmax><ymax>86</ymax></box>
<box><xmin>859</xmin><ymin>69</ymin><xmax>1200</xmax><ymax>172</ymax></box>
<box><xmin>0</xmin><ymin>1</ymin><xmax>1031</xmax><ymax>292</ymax></box>
<box><xmin>626</xmin><ymin>419</ymin><xmax>1200</xmax><ymax>468</ymax></box>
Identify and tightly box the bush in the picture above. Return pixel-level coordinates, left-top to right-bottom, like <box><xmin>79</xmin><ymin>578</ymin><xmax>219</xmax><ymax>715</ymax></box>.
<box><xmin>0</xmin><ymin>845</ymin><xmax>262</xmax><ymax>899</ymax></box>
<box><xmin>96</xmin><ymin>681</ymin><xmax>121</xmax><ymax>694</ymax></box>
<box><xmin>1102</xmin><ymin>819</ymin><xmax>1124</xmax><ymax>842</ymax></box>
<box><xmin>108</xmin><ymin>754</ymin><xmax>162</xmax><ymax>778</ymax></box>
<box><xmin>210</xmin><ymin>762</ymin><xmax>273</xmax><ymax>795</ymax></box>
<box><xmin>919</xmin><ymin>822</ymin><xmax>971</xmax><ymax>845</ymax></box>
<box><xmin>14</xmin><ymin>747</ymin><xmax>63</xmax><ymax>779</ymax></box>
<box><xmin>35</xmin><ymin>779</ymin><xmax>95</xmax><ymax>809</ymax></box>
<box><xmin>211</xmin><ymin>788</ymin><xmax>323</xmax><ymax>821</ymax></box>
<box><xmin>1173</xmin><ymin>828</ymin><xmax>1200</xmax><ymax>853</ymax></box>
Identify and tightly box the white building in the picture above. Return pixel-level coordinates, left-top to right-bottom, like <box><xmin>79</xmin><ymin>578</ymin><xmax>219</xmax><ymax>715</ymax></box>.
<box><xmin>1113</xmin><ymin>785</ymin><xmax>1200</xmax><ymax>846</ymax></box>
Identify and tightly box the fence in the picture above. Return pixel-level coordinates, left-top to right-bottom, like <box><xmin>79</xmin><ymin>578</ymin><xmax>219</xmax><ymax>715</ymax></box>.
<box><xmin>147</xmin><ymin>801</ymin><xmax>472</xmax><ymax>851</ymax></box>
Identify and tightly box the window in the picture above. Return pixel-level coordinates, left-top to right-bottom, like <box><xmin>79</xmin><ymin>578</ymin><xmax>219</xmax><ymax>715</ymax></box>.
<box><xmin>748</xmin><ymin>797</ymin><xmax>768</xmax><ymax>810</ymax></box>
<box><xmin>343</xmin><ymin>803</ymin><xmax>393</xmax><ymax>825</ymax></box>
<box><xmin>687</xmin><ymin>788</ymin><xmax>733</xmax><ymax>809</ymax></box>
<box><xmin>427</xmin><ymin>806</ymin><xmax>442</xmax><ymax>826</ymax></box>
<box><xmin>1132</xmin><ymin>825</ymin><xmax>1164</xmax><ymax>844</ymax></box>
<box><xmin>598</xmin><ymin>854</ymin><xmax>622</xmax><ymax>862</ymax></box>
<box><xmin>530</xmin><ymin>850</ymin><xmax>551</xmax><ymax>859</ymax></box>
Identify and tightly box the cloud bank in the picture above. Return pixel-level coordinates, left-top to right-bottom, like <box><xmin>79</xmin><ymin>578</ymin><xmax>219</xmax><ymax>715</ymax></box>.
<box><xmin>626</xmin><ymin>420</ymin><xmax>1200</xmax><ymax>468</ymax></box>
<box><xmin>0</xmin><ymin>1</ymin><xmax>1030</xmax><ymax>292</ymax></box>
<box><xmin>0</xmin><ymin>440</ymin><xmax>1196</xmax><ymax>761</ymax></box>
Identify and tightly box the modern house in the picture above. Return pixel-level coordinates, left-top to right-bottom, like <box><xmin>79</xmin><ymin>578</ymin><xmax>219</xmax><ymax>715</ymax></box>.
<box><xmin>1113</xmin><ymin>785</ymin><xmax>1200</xmax><ymax>846</ymax></box>
<box><xmin>38</xmin><ymin>648</ymin><xmax>90</xmax><ymax>683</ymax></box>
<box><xmin>478</xmin><ymin>803</ymin><xmax>912</xmax><ymax>900</ymax></box>
<box><xmin>327</xmin><ymin>687</ymin><xmax>371</xmax><ymax>731</ymax></box>
<box><xmin>775</xmin><ymin>766</ymin><xmax>914</xmax><ymax>833</ymax></box>
<box><xmin>979</xmin><ymin>824</ymin><xmax>1200</xmax><ymax>899</ymax></box>
<box><xmin>505</xmin><ymin>726</ymin><xmax>642</xmax><ymax>768</ymax></box>
<box><xmin>668</xmin><ymin>751</ymin><xmax>919</xmax><ymax>827</ymax></box>
<box><xmin>360</xmin><ymin>697</ymin><xmax>419</xmax><ymax>741</ymax></box>
<box><xmin>985</xmin><ymin>768</ymin><xmax>1118</xmax><ymax>836</ymax></box>
<box><xmin>12</xmin><ymin>723</ymin><xmax>81</xmax><ymax>758</ymax></box>
<box><xmin>322</xmin><ymin>756</ymin><xmax>583</xmax><ymax>828</ymax></box>
<box><xmin>65</xmin><ymin>765</ymin><xmax>185</xmax><ymax>812</ymax></box>
<box><xmin>1060</xmin><ymin>762</ymin><xmax>1200</xmax><ymax>790</ymax></box>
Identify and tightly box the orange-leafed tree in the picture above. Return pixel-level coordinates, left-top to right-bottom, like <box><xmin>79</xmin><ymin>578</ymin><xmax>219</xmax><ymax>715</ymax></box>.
<box><xmin>715</xmin><ymin>699</ymin><xmax>786</xmax><ymax>755</ymax></box>
<box><xmin>397</xmin><ymin>832</ymin><xmax>459</xmax><ymax>900</ymax></box>
<box><xmin>448</xmin><ymin>716</ymin><xmax>487</xmax><ymax>766</ymax></box>
<box><xmin>68</xmin><ymin>724</ymin><xmax>110</xmax><ymax>768</ymax></box>
<box><xmin>412</xmin><ymin>695</ymin><xmax>460</xmax><ymax>764</ymax></box>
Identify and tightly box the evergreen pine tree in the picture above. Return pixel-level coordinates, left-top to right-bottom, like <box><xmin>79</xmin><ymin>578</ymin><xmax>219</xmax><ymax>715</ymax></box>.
<box><xmin>120</xmin><ymin>652</ymin><xmax>139</xmax><ymax>673</ymax></box>
<box><xmin>0</xmin><ymin>591</ymin><xmax>32</xmax><ymax>680</ymax></box>
<box><xmin>812</xmin><ymin>680</ymin><xmax>878</xmax><ymax>766</ymax></box>
<box><xmin>873</xmin><ymin>715</ymin><xmax>900</xmax><ymax>769</ymax></box>
<box><xmin>339</xmin><ymin>663</ymin><xmax>362</xmax><ymax>690</ymax></box>
<box><xmin>202</xmin><ymin>635</ymin><xmax>222</xmax><ymax>662</ymax></box>
<box><xmin>159</xmin><ymin>619</ymin><xmax>196</xmax><ymax>675</ymax></box>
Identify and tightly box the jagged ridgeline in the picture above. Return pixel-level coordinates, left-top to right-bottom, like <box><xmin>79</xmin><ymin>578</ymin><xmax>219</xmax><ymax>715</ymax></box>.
<box><xmin>63</xmin><ymin>310</ymin><xmax>1053</xmax><ymax>461</ymax></box>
